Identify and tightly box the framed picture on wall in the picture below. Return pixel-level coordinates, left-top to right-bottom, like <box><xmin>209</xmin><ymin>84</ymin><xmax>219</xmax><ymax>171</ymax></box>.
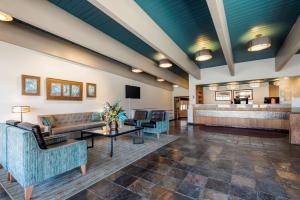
<box><xmin>22</xmin><ymin>75</ymin><xmax>40</xmax><ymax>96</ymax></box>
<box><xmin>86</xmin><ymin>83</ymin><xmax>96</xmax><ymax>98</ymax></box>
<box><xmin>215</xmin><ymin>90</ymin><xmax>232</xmax><ymax>101</ymax></box>
<box><xmin>46</xmin><ymin>78</ymin><xmax>83</xmax><ymax>101</ymax></box>
<box><xmin>233</xmin><ymin>89</ymin><xmax>253</xmax><ymax>100</ymax></box>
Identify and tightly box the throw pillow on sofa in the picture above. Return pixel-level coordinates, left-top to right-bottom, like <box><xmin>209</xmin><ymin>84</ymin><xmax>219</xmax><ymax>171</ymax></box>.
<box><xmin>91</xmin><ymin>112</ymin><xmax>101</xmax><ymax>122</ymax></box>
<box><xmin>42</xmin><ymin>116</ymin><xmax>56</xmax><ymax>128</ymax></box>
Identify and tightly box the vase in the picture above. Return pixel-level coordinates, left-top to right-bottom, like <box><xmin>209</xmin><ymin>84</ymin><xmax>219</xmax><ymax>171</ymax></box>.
<box><xmin>109</xmin><ymin>121</ymin><xmax>118</xmax><ymax>131</ymax></box>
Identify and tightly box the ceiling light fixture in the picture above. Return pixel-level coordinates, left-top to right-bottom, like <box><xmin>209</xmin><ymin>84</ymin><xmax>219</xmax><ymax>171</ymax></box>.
<box><xmin>0</xmin><ymin>11</ymin><xmax>13</xmax><ymax>22</ymax></box>
<box><xmin>159</xmin><ymin>59</ymin><xmax>173</xmax><ymax>68</ymax></box>
<box><xmin>195</xmin><ymin>49</ymin><xmax>213</xmax><ymax>61</ymax></box>
<box><xmin>156</xmin><ymin>78</ymin><xmax>165</xmax><ymax>82</ymax></box>
<box><xmin>208</xmin><ymin>84</ymin><xmax>218</xmax><ymax>91</ymax></box>
<box><xmin>131</xmin><ymin>68</ymin><xmax>143</xmax><ymax>73</ymax></box>
<box><xmin>173</xmin><ymin>84</ymin><xmax>179</xmax><ymax>88</ymax></box>
<box><xmin>273</xmin><ymin>80</ymin><xmax>280</xmax><ymax>86</ymax></box>
<box><xmin>247</xmin><ymin>34</ymin><xmax>271</xmax><ymax>52</ymax></box>
<box><xmin>226</xmin><ymin>83</ymin><xmax>239</xmax><ymax>90</ymax></box>
<box><xmin>249</xmin><ymin>81</ymin><xmax>262</xmax><ymax>88</ymax></box>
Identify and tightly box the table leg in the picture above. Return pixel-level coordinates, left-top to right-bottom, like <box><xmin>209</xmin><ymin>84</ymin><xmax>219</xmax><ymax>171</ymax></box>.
<box><xmin>91</xmin><ymin>134</ymin><xmax>94</xmax><ymax>148</ymax></box>
<box><xmin>110</xmin><ymin>137</ymin><xmax>114</xmax><ymax>157</ymax></box>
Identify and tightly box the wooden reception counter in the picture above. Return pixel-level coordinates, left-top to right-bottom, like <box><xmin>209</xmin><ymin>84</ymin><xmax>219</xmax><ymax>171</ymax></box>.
<box><xmin>193</xmin><ymin>104</ymin><xmax>291</xmax><ymax>130</ymax></box>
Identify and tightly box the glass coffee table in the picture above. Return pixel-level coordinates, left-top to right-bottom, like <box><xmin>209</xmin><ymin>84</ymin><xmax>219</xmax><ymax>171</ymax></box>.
<box><xmin>81</xmin><ymin>125</ymin><xmax>144</xmax><ymax>157</ymax></box>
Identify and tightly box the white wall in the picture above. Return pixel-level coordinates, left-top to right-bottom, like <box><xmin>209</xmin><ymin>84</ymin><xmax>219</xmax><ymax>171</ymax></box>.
<box><xmin>188</xmin><ymin>55</ymin><xmax>300</xmax><ymax>122</ymax></box>
<box><xmin>0</xmin><ymin>42</ymin><xmax>173</xmax><ymax>123</ymax></box>
<box><xmin>173</xmin><ymin>87</ymin><xmax>189</xmax><ymax>97</ymax></box>
<box><xmin>203</xmin><ymin>83</ymin><xmax>269</xmax><ymax>104</ymax></box>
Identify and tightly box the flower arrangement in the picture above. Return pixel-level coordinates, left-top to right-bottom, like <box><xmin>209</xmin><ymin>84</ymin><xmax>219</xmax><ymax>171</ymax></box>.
<box><xmin>100</xmin><ymin>99</ymin><xmax>126</xmax><ymax>129</ymax></box>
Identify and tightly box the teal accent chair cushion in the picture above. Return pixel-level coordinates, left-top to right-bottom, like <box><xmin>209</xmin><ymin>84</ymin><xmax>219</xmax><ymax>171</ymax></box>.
<box><xmin>1</xmin><ymin>123</ymin><xmax>87</xmax><ymax>188</ymax></box>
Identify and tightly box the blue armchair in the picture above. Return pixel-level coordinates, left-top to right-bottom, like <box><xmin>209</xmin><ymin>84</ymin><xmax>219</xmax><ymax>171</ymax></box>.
<box><xmin>124</xmin><ymin>110</ymin><xmax>148</xmax><ymax>127</ymax></box>
<box><xmin>0</xmin><ymin>123</ymin><xmax>87</xmax><ymax>200</ymax></box>
<box><xmin>141</xmin><ymin>111</ymin><xmax>169</xmax><ymax>139</ymax></box>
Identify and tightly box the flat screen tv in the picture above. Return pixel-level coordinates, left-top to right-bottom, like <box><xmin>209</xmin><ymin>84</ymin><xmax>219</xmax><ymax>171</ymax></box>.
<box><xmin>125</xmin><ymin>85</ymin><xmax>140</xmax><ymax>99</ymax></box>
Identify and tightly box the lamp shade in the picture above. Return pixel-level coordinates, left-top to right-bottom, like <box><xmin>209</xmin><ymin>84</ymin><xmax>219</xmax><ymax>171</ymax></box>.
<box><xmin>12</xmin><ymin>106</ymin><xmax>30</xmax><ymax>113</ymax></box>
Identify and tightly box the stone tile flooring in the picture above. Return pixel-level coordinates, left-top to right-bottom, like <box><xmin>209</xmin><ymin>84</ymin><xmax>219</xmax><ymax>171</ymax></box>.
<box><xmin>2</xmin><ymin>120</ymin><xmax>300</xmax><ymax>200</ymax></box>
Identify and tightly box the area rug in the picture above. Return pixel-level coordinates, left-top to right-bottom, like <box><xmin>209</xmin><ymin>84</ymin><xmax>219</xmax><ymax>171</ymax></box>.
<box><xmin>0</xmin><ymin>134</ymin><xmax>179</xmax><ymax>200</ymax></box>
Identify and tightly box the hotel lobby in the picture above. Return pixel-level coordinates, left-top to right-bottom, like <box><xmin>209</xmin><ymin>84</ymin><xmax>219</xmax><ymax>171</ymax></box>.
<box><xmin>1</xmin><ymin>0</ymin><xmax>300</xmax><ymax>200</ymax></box>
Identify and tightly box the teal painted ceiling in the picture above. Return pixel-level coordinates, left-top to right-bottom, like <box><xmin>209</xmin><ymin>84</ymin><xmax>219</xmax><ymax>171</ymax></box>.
<box><xmin>135</xmin><ymin>0</ymin><xmax>227</xmax><ymax>69</ymax></box>
<box><xmin>223</xmin><ymin>0</ymin><xmax>300</xmax><ymax>63</ymax></box>
<box><xmin>48</xmin><ymin>0</ymin><xmax>300</xmax><ymax>76</ymax></box>
<box><xmin>49</xmin><ymin>0</ymin><xmax>188</xmax><ymax>80</ymax></box>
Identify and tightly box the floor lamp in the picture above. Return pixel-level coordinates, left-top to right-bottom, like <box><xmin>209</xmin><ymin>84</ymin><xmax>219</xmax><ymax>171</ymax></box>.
<box><xmin>12</xmin><ymin>106</ymin><xmax>30</xmax><ymax>122</ymax></box>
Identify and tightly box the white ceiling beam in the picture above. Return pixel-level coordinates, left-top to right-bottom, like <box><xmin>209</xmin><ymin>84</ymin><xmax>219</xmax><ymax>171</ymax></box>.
<box><xmin>275</xmin><ymin>16</ymin><xmax>300</xmax><ymax>72</ymax></box>
<box><xmin>0</xmin><ymin>21</ymin><xmax>173</xmax><ymax>91</ymax></box>
<box><xmin>0</xmin><ymin>0</ymin><xmax>188</xmax><ymax>88</ymax></box>
<box><xmin>88</xmin><ymin>0</ymin><xmax>201</xmax><ymax>80</ymax></box>
<box><xmin>206</xmin><ymin>0</ymin><xmax>235</xmax><ymax>76</ymax></box>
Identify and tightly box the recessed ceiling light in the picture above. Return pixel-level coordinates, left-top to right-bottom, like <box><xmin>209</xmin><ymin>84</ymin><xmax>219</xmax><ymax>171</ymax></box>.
<box><xmin>195</xmin><ymin>49</ymin><xmax>213</xmax><ymax>61</ymax></box>
<box><xmin>249</xmin><ymin>81</ymin><xmax>262</xmax><ymax>88</ymax></box>
<box><xmin>157</xmin><ymin>78</ymin><xmax>165</xmax><ymax>82</ymax></box>
<box><xmin>226</xmin><ymin>82</ymin><xmax>239</xmax><ymax>90</ymax></box>
<box><xmin>173</xmin><ymin>84</ymin><xmax>179</xmax><ymax>88</ymax></box>
<box><xmin>0</xmin><ymin>11</ymin><xmax>13</xmax><ymax>22</ymax></box>
<box><xmin>159</xmin><ymin>59</ymin><xmax>172</xmax><ymax>68</ymax></box>
<box><xmin>131</xmin><ymin>68</ymin><xmax>143</xmax><ymax>73</ymax></box>
<box><xmin>247</xmin><ymin>34</ymin><xmax>271</xmax><ymax>52</ymax></box>
<box><xmin>208</xmin><ymin>84</ymin><xmax>218</xmax><ymax>91</ymax></box>
<box><xmin>273</xmin><ymin>80</ymin><xmax>280</xmax><ymax>86</ymax></box>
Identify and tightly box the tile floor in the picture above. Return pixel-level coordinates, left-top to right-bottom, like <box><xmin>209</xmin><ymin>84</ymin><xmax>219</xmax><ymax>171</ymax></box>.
<box><xmin>1</xmin><ymin>120</ymin><xmax>300</xmax><ymax>200</ymax></box>
<box><xmin>67</xmin><ymin>120</ymin><xmax>300</xmax><ymax>200</ymax></box>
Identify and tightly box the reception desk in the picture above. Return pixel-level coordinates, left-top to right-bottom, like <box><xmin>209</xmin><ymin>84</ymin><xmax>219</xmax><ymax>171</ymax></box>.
<box><xmin>193</xmin><ymin>104</ymin><xmax>291</xmax><ymax>130</ymax></box>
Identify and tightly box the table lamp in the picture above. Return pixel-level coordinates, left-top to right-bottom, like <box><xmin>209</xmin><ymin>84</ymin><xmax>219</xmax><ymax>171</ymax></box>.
<box><xmin>12</xmin><ymin>106</ymin><xmax>30</xmax><ymax>122</ymax></box>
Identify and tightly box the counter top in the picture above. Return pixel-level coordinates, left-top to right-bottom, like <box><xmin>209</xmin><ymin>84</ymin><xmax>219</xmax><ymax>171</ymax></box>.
<box><xmin>291</xmin><ymin>108</ymin><xmax>300</xmax><ymax>114</ymax></box>
<box><xmin>192</xmin><ymin>104</ymin><xmax>291</xmax><ymax>109</ymax></box>
<box><xmin>192</xmin><ymin>104</ymin><xmax>291</xmax><ymax>112</ymax></box>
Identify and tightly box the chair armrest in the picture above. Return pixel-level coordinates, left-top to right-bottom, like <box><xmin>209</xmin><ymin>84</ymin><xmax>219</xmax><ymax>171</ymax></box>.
<box><xmin>36</xmin><ymin>140</ymin><xmax>87</xmax><ymax>182</ymax></box>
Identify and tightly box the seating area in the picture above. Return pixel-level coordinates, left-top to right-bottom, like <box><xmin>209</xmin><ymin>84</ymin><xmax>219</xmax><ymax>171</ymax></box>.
<box><xmin>0</xmin><ymin>1</ymin><xmax>300</xmax><ymax>200</ymax></box>
<box><xmin>0</xmin><ymin>109</ymin><xmax>170</xmax><ymax>199</ymax></box>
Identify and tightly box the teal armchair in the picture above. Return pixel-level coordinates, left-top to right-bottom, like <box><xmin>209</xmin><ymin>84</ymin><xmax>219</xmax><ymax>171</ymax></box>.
<box><xmin>141</xmin><ymin>111</ymin><xmax>169</xmax><ymax>139</ymax></box>
<box><xmin>1</xmin><ymin>123</ymin><xmax>87</xmax><ymax>200</ymax></box>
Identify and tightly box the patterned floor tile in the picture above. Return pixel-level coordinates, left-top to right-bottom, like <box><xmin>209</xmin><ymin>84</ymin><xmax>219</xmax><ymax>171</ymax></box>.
<box><xmin>231</xmin><ymin>175</ymin><xmax>256</xmax><ymax>189</ymax></box>
<box><xmin>205</xmin><ymin>178</ymin><xmax>230</xmax><ymax>194</ymax></box>
<box><xmin>202</xmin><ymin>189</ymin><xmax>229</xmax><ymax>200</ymax></box>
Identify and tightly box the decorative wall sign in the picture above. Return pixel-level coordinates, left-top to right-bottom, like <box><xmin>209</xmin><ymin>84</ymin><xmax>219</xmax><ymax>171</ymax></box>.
<box><xmin>86</xmin><ymin>83</ymin><xmax>97</xmax><ymax>98</ymax></box>
<box><xmin>215</xmin><ymin>90</ymin><xmax>232</xmax><ymax>101</ymax></box>
<box><xmin>22</xmin><ymin>75</ymin><xmax>40</xmax><ymax>96</ymax></box>
<box><xmin>233</xmin><ymin>89</ymin><xmax>253</xmax><ymax>100</ymax></box>
<box><xmin>46</xmin><ymin>78</ymin><xmax>83</xmax><ymax>101</ymax></box>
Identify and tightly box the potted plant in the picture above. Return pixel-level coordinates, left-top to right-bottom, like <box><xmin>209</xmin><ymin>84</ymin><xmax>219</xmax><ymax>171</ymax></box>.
<box><xmin>100</xmin><ymin>99</ymin><xmax>126</xmax><ymax>131</ymax></box>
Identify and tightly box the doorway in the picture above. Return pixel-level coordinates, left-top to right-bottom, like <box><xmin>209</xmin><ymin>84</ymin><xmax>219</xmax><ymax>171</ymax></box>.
<box><xmin>174</xmin><ymin>96</ymin><xmax>189</xmax><ymax>120</ymax></box>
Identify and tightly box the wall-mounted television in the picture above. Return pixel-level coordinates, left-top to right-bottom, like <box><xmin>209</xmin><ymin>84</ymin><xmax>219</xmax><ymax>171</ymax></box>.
<box><xmin>125</xmin><ymin>85</ymin><xmax>140</xmax><ymax>99</ymax></box>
